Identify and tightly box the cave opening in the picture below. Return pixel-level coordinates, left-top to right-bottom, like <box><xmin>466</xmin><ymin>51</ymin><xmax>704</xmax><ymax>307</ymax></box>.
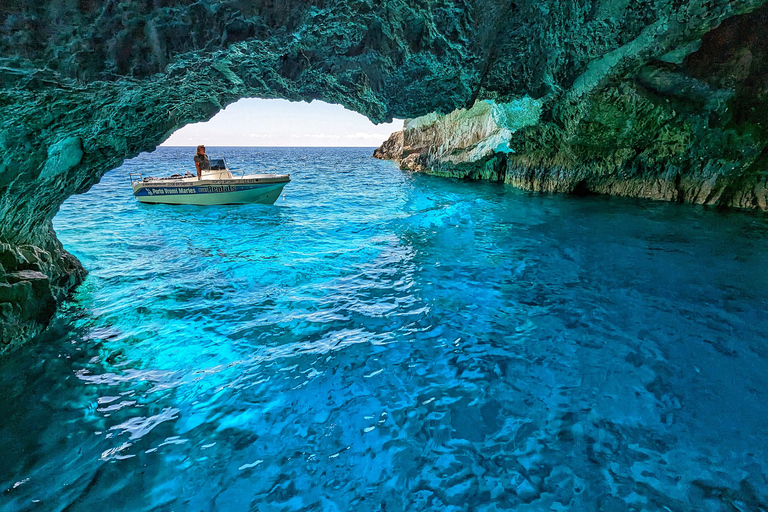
<box><xmin>160</xmin><ymin>98</ymin><xmax>403</xmax><ymax>148</ymax></box>
<box><xmin>49</xmin><ymin>96</ymin><xmax>406</xmax><ymax>314</ymax></box>
<box><xmin>46</xmin><ymin>95</ymin><xmax>407</xmax><ymax>313</ymax></box>
<box><xmin>4</xmin><ymin>0</ymin><xmax>768</xmax><ymax>507</ymax></box>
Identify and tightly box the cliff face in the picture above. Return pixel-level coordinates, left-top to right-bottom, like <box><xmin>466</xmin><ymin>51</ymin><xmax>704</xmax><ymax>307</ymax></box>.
<box><xmin>1</xmin><ymin>0</ymin><xmax>767</xmax><ymax>349</ymax></box>
<box><xmin>376</xmin><ymin>4</ymin><xmax>768</xmax><ymax>209</ymax></box>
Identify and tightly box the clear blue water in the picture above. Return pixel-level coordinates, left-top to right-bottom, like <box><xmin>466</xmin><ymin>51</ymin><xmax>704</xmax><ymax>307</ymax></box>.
<box><xmin>3</xmin><ymin>146</ymin><xmax>768</xmax><ymax>511</ymax></box>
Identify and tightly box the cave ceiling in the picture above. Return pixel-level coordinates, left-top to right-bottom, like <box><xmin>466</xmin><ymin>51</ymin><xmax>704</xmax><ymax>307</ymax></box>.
<box><xmin>1</xmin><ymin>0</ymin><xmax>767</xmax><ymax>348</ymax></box>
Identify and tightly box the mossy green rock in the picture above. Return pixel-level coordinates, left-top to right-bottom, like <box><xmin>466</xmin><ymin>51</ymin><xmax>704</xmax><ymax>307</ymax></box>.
<box><xmin>377</xmin><ymin>4</ymin><xmax>768</xmax><ymax>210</ymax></box>
<box><xmin>1</xmin><ymin>0</ymin><xmax>768</xmax><ymax>349</ymax></box>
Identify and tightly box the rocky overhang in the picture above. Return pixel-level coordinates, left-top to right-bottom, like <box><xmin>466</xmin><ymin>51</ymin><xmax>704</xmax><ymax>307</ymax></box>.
<box><xmin>1</xmin><ymin>0</ymin><xmax>767</xmax><ymax>350</ymax></box>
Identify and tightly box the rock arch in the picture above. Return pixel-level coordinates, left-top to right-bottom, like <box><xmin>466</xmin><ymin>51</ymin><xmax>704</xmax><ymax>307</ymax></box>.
<box><xmin>1</xmin><ymin>0</ymin><xmax>767</xmax><ymax>349</ymax></box>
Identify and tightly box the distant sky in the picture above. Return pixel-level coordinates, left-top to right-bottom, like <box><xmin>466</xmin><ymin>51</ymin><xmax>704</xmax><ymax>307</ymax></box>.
<box><xmin>161</xmin><ymin>98</ymin><xmax>403</xmax><ymax>147</ymax></box>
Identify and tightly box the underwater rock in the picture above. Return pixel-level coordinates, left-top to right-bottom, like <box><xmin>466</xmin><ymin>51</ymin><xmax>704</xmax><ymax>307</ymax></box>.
<box><xmin>1</xmin><ymin>0</ymin><xmax>767</xmax><ymax>349</ymax></box>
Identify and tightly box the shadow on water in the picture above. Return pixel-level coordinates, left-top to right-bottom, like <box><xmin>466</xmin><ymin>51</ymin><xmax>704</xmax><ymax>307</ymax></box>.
<box><xmin>3</xmin><ymin>147</ymin><xmax>768</xmax><ymax>510</ymax></box>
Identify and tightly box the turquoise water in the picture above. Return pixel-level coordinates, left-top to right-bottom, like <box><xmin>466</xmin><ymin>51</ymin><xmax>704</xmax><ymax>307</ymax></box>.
<box><xmin>3</xmin><ymin>146</ymin><xmax>768</xmax><ymax>511</ymax></box>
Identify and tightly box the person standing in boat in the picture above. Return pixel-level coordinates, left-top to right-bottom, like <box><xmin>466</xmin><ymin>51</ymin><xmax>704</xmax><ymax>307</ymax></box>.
<box><xmin>194</xmin><ymin>145</ymin><xmax>210</xmax><ymax>180</ymax></box>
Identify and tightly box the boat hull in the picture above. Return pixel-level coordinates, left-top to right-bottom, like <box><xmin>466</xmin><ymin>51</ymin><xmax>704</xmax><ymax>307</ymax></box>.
<box><xmin>133</xmin><ymin>176</ymin><xmax>289</xmax><ymax>205</ymax></box>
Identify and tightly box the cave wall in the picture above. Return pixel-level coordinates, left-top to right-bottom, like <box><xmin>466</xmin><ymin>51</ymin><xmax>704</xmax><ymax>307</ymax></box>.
<box><xmin>1</xmin><ymin>0</ymin><xmax>766</xmax><ymax>350</ymax></box>
<box><xmin>376</xmin><ymin>3</ymin><xmax>768</xmax><ymax>209</ymax></box>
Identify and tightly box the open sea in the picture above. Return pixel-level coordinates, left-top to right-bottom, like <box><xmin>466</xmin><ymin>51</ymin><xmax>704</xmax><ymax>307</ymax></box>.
<box><xmin>3</xmin><ymin>146</ymin><xmax>768</xmax><ymax>511</ymax></box>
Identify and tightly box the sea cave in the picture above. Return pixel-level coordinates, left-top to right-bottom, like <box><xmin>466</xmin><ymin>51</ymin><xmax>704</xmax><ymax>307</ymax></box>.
<box><xmin>2</xmin><ymin>0</ymin><xmax>768</xmax><ymax>509</ymax></box>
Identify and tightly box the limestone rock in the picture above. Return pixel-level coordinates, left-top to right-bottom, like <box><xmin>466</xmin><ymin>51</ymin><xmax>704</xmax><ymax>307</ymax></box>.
<box><xmin>0</xmin><ymin>240</ymin><xmax>83</xmax><ymax>351</ymax></box>
<box><xmin>378</xmin><ymin>98</ymin><xmax>543</xmax><ymax>181</ymax></box>
<box><xmin>373</xmin><ymin>130</ymin><xmax>404</xmax><ymax>161</ymax></box>
<box><xmin>375</xmin><ymin>4</ymin><xmax>768</xmax><ymax>207</ymax></box>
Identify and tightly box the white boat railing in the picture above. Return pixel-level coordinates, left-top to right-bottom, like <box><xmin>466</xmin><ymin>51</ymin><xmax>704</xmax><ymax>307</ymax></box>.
<box><xmin>129</xmin><ymin>157</ymin><xmax>249</xmax><ymax>185</ymax></box>
<box><xmin>130</xmin><ymin>172</ymin><xmax>195</xmax><ymax>184</ymax></box>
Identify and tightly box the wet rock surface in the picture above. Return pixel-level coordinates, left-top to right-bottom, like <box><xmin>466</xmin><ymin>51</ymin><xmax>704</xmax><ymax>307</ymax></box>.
<box><xmin>376</xmin><ymin>3</ymin><xmax>768</xmax><ymax>209</ymax></box>
<box><xmin>1</xmin><ymin>0</ymin><xmax>767</xmax><ymax>348</ymax></box>
<box><xmin>0</xmin><ymin>239</ymin><xmax>83</xmax><ymax>349</ymax></box>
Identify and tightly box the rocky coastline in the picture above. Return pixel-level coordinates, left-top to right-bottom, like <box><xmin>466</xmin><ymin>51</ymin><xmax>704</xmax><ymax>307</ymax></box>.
<box><xmin>375</xmin><ymin>4</ymin><xmax>768</xmax><ymax>209</ymax></box>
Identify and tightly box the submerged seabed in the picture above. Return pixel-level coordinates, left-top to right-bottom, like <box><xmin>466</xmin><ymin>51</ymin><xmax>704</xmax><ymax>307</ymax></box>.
<box><xmin>2</xmin><ymin>147</ymin><xmax>768</xmax><ymax>511</ymax></box>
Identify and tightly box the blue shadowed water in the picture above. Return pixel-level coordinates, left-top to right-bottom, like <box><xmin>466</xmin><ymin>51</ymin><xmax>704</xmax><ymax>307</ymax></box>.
<box><xmin>3</xmin><ymin>146</ymin><xmax>768</xmax><ymax>511</ymax></box>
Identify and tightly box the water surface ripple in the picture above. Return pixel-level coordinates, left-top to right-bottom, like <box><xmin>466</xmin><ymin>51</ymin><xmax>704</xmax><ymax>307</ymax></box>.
<box><xmin>2</xmin><ymin>147</ymin><xmax>768</xmax><ymax>511</ymax></box>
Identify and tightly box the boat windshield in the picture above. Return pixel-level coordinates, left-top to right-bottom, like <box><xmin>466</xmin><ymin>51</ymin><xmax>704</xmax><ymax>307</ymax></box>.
<box><xmin>210</xmin><ymin>158</ymin><xmax>227</xmax><ymax>170</ymax></box>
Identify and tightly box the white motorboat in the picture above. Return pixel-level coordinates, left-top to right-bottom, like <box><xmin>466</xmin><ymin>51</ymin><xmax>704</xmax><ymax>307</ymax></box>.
<box><xmin>130</xmin><ymin>158</ymin><xmax>290</xmax><ymax>205</ymax></box>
